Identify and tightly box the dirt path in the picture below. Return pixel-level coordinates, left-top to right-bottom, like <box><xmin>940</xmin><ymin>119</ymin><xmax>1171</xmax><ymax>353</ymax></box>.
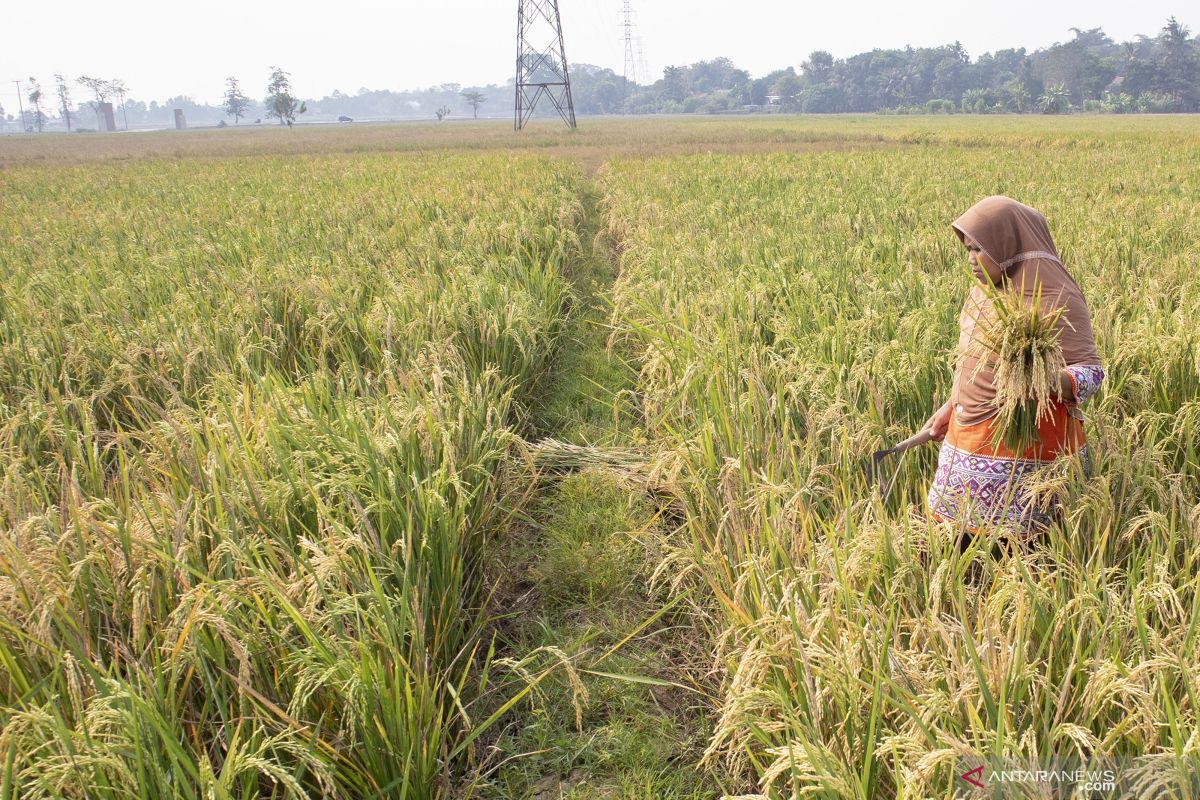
<box><xmin>474</xmin><ymin>182</ymin><xmax>717</xmax><ymax>800</ymax></box>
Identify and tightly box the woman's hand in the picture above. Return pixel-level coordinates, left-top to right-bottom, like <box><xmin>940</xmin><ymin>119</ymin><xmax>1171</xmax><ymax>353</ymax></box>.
<box><xmin>921</xmin><ymin>399</ymin><xmax>953</xmax><ymax>441</ymax></box>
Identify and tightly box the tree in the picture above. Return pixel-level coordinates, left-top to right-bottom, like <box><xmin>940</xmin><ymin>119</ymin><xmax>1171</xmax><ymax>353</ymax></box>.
<box><xmin>566</xmin><ymin>64</ymin><xmax>626</xmax><ymax>114</ymax></box>
<box><xmin>769</xmin><ymin>71</ymin><xmax>803</xmax><ymax>111</ymax></box>
<box><xmin>54</xmin><ymin>74</ymin><xmax>73</xmax><ymax>131</ymax></box>
<box><xmin>801</xmin><ymin>83</ymin><xmax>844</xmax><ymax>112</ymax></box>
<box><xmin>1159</xmin><ymin>17</ymin><xmax>1198</xmax><ymax>110</ymax></box>
<box><xmin>1120</xmin><ymin>42</ymin><xmax>1160</xmax><ymax>98</ymax></box>
<box><xmin>122</xmin><ymin>98</ymin><xmax>147</xmax><ymax>124</ymax></box>
<box><xmin>224</xmin><ymin>76</ymin><xmax>250</xmax><ymax>124</ymax></box>
<box><xmin>688</xmin><ymin>57</ymin><xmax>750</xmax><ymax>91</ymax></box>
<box><xmin>265</xmin><ymin>66</ymin><xmax>305</xmax><ymax>127</ymax></box>
<box><xmin>1034</xmin><ymin>31</ymin><xmax>1117</xmax><ymax>105</ymax></box>
<box><xmin>435</xmin><ymin>104</ymin><xmax>451</xmax><ymax>120</ymax></box>
<box><xmin>1002</xmin><ymin>79</ymin><xmax>1031</xmax><ymax>112</ymax></box>
<box><xmin>661</xmin><ymin>65</ymin><xmax>689</xmax><ymax>102</ymax></box>
<box><xmin>1039</xmin><ymin>83</ymin><xmax>1071</xmax><ymax>113</ymax></box>
<box><xmin>110</xmin><ymin>79</ymin><xmax>129</xmax><ymax>130</ymax></box>
<box><xmin>1069</xmin><ymin>27</ymin><xmax>1115</xmax><ymax>51</ymax></box>
<box><xmin>26</xmin><ymin>78</ymin><xmax>46</xmax><ymax>133</ymax></box>
<box><xmin>801</xmin><ymin>51</ymin><xmax>835</xmax><ymax>84</ymax></box>
<box><xmin>77</xmin><ymin>75</ymin><xmax>113</xmax><ymax>128</ymax></box>
<box><xmin>460</xmin><ymin>90</ymin><xmax>486</xmax><ymax>119</ymax></box>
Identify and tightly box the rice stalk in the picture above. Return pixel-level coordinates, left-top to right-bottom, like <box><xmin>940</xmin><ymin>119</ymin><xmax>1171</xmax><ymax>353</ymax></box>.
<box><xmin>968</xmin><ymin>280</ymin><xmax>1069</xmax><ymax>452</ymax></box>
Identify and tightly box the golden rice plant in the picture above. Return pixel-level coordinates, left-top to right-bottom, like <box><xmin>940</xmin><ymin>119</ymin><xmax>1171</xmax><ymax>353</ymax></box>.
<box><xmin>599</xmin><ymin>121</ymin><xmax>1200</xmax><ymax>797</ymax></box>
<box><xmin>967</xmin><ymin>281</ymin><xmax>1069</xmax><ymax>451</ymax></box>
<box><xmin>3</xmin><ymin>114</ymin><xmax>1200</xmax><ymax>800</ymax></box>
<box><xmin>0</xmin><ymin>151</ymin><xmax>585</xmax><ymax>799</ymax></box>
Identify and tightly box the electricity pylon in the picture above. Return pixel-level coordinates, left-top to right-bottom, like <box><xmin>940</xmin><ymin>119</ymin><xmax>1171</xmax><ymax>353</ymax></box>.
<box><xmin>515</xmin><ymin>0</ymin><xmax>576</xmax><ymax>130</ymax></box>
<box><xmin>622</xmin><ymin>0</ymin><xmax>636</xmax><ymax>97</ymax></box>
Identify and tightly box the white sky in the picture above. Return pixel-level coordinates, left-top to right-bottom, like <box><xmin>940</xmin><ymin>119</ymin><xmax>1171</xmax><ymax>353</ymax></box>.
<box><xmin>1</xmin><ymin>1</ymin><xmax>1193</xmax><ymax>109</ymax></box>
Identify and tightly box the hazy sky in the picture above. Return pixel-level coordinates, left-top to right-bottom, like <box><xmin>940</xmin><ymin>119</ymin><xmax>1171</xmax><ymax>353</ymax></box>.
<box><xmin>2</xmin><ymin>0</ymin><xmax>1193</xmax><ymax>110</ymax></box>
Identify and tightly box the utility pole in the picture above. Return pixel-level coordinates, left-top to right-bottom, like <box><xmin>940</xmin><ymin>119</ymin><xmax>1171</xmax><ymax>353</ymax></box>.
<box><xmin>14</xmin><ymin>80</ymin><xmax>26</xmax><ymax>133</ymax></box>
<box><xmin>622</xmin><ymin>0</ymin><xmax>636</xmax><ymax>100</ymax></box>
<box><xmin>514</xmin><ymin>0</ymin><xmax>576</xmax><ymax>130</ymax></box>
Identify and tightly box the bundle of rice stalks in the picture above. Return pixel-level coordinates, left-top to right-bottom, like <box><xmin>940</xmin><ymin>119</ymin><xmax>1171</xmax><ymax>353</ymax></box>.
<box><xmin>525</xmin><ymin>437</ymin><xmax>648</xmax><ymax>475</ymax></box>
<box><xmin>969</xmin><ymin>284</ymin><xmax>1068</xmax><ymax>452</ymax></box>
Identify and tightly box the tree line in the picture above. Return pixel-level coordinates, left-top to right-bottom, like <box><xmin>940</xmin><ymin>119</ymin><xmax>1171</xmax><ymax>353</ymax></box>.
<box><xmin>7</xmin><ymin>75</ymin><xmax>129</xmax><ymax>133</ymax></box>
<box><xmin>590</xmin><ymin>17</ymin><xmax>1198</xmax><ymax>115</ymax></box>
<box><xmin>4</xmin><ymin>67</ymin><xmax>307</xmax><ymax>132</ymax></box>
<box><xmin>4</xmin><ymin>17</ymin><xmax>1196</xmax><ymax>131</ymax></box>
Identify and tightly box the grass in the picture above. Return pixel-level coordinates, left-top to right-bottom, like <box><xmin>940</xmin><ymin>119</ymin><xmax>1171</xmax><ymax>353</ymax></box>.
<box><xmin>480</xmin><ymin>471</ymin><xmax>714</xmax><ymax>800</ymax></box>
<box><xmin>476</xmin><ymin>183</ymin><xmax>715</xmax><ymax>799</ymax></box>
<box><xmin>532</xmin><ymin>472</ymin><xmax>644</xmax><ymax>609</ymax></box>
<box><xmin>525</xmin><ymin>189</ymin><xmax>643</xmax><ymax>447</ymax></box>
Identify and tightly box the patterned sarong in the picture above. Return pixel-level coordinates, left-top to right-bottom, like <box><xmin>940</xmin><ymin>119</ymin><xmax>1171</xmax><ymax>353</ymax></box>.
<box><xmin>927</xmin><ymin>365</ymin><xmax>1105</xmax><ymax>533</ymax></box>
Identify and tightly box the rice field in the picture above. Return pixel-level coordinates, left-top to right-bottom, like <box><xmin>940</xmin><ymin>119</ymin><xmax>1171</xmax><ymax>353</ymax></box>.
<box><xmin>0</xmin><ymin>151</ymin><xmax>582</xmax><ymax>797</ymax></box>
<box><xmin>2</xmin><ymin>117</ymin><xmax>1199</xmax><ymax>798</ymax></box>
<box><xmin>599</xmin><ymin>130</ymin><xmax>1200</xmax><ymax>796</ymax></box>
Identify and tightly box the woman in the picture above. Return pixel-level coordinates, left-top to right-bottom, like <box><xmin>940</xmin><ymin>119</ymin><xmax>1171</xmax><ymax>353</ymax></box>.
<box><xmin>922</xmin><ymin>195</ymin><xmax>1105</xmax><ymax>537</ymax></box>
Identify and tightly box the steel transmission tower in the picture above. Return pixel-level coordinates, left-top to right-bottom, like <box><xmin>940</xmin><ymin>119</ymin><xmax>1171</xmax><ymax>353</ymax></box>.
<box><xmin>622</xmin><ymin>1</ymin><xmax>637</xmax><ymax>96</ymax></box>
<box><xmin>514</xmin><ymin>0</ymin><xmax>576</xmax><ymax>130</ymax></box>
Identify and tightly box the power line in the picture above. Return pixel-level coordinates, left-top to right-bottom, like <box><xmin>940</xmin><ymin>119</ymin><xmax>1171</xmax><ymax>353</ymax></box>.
<box><xmin>637</xmin><ymin>35</ymin><xmax>650</xmax><ymax>86</ymax></box>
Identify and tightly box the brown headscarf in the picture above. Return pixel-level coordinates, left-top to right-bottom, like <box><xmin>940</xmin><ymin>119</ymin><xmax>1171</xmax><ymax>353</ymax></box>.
<box><xmin>949</xmin><ymin>196</ymin><xmax>1100</xmax><ymax>426</ymax></box>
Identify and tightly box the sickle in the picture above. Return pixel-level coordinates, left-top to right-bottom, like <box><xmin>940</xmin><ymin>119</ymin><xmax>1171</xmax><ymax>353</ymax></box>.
<box><xmin>864</xmin><ymin>428</ymin><xmax>937</xmax><ymax>499</ymax></box>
